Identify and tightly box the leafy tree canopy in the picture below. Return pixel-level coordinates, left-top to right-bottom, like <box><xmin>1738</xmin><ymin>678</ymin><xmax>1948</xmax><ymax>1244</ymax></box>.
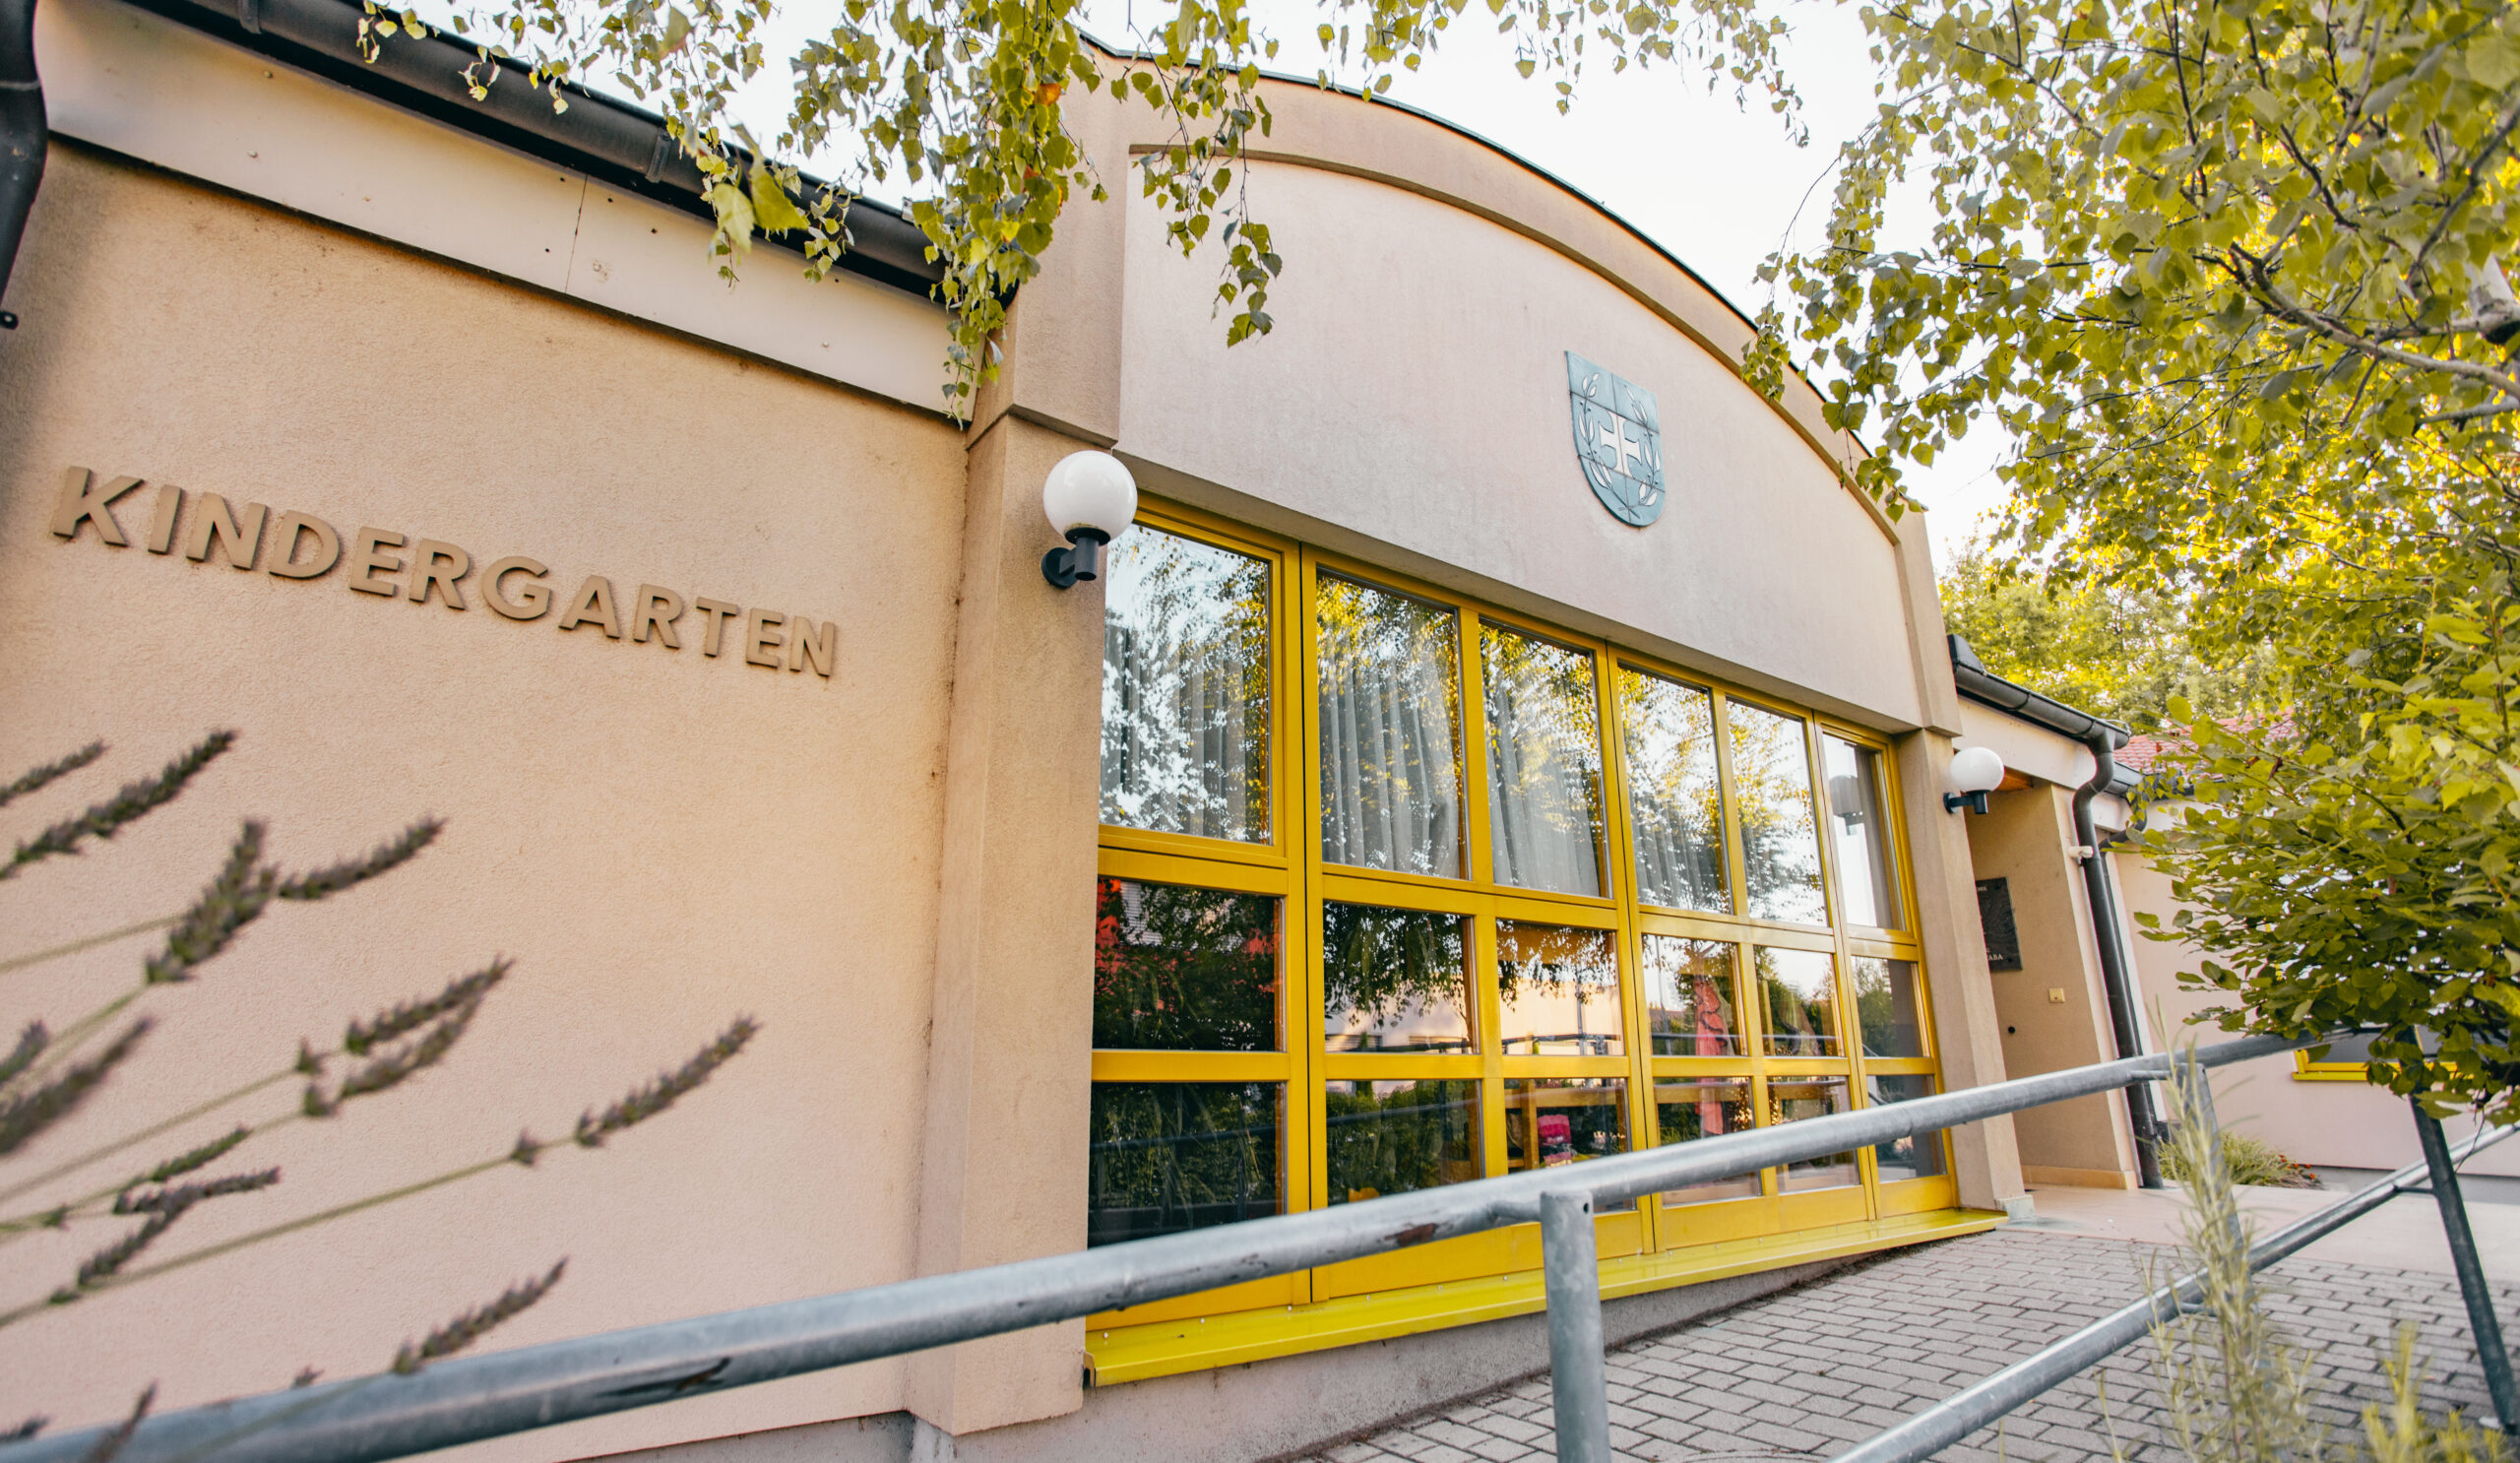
<box><xmin>1938</xmin><ymin>541</ymin><xmax>2281</xmax><ymax>731</ymax></box>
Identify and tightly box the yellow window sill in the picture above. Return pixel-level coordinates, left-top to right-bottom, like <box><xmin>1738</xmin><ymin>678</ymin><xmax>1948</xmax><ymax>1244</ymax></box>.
<box><xmin>1084</xmin><ymin>1207</ymin><xmax>2005</xmax><ymax>1385</ymax></box>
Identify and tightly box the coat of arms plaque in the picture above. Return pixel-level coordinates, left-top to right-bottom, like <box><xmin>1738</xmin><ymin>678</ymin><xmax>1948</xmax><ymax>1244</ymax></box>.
<box><xmin>1565</xmin><ymin>351</ymin><xmax>1666</xmax><ymax>527</ymax></box>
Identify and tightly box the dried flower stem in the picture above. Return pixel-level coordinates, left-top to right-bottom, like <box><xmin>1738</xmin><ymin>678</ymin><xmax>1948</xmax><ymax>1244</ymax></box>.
<box><xmin>0</xmin><ymin>1020</ymin><xmax>152</xmax><ymax>1160</ymax></box>
<box><xmin>131</xmin><ymin>1124</ymin><xmax>253</xmax><ymax>1187</ymax></box>
<box><xmin>576</xmin><ymin>1017</ymin><xmax>760</xmax><ymax>1147</ymax></box>
<box><xmin>113</xmin><ymin>1167</ymin><xmax>280</xmax><ymax>1215</ymax></box>
<box><xmin>0</xmin><ymin>914</ymin><xmax>181</xmax><ymax>980</ymax></box>
<box><xmin>344</xmin><ymin>961</ymin><xmax>508</xmax><ymax>1056</ymax></box>
<box><xmin>144</xmin><ymin>822</ymin><xmax>275</xmax><ymax>985</ymax></box>
<box><xmin>0</xmin><ymin>741</ymin><xmax>105</xmax><ymax>811</ymax></box>
<box><xmin>391</xmin><ymin>1259</ymin><xmax>566</xmax><ymax>1372</ymax></box>
<box><xmin>0</xmin><ymin>1023</ymin><xmax>45</xmax><ymax>1085</ymax></box>
<box><xmin>78</xmin><ymin>1384</ymin><xmax>153</xmax><ymax>1463</ymax></box>
<box><xmin>277</xmin><ymin>818</ymin><xmax>442</xmax><ymax>902</ymax></box>
<box><xmin>1</xmin><ymin>732</ymin><xmax>235</xmax><ymax>882</ymax></box>
<box><xmin>0</xmin><ymin>1066</ymin><xmax>294</xmax><ymax>1206</ymax></box>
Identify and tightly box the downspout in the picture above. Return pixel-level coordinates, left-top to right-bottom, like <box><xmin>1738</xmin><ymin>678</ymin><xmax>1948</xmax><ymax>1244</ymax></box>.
<box><xmin>2069</xmin><ymin>727</ymin><xmax>2165</xmax><ymax>1188</ymax></box>
<box><xmin>1947</xmin><ymin>637</ymin><xmax>2165</xmax><ymax>1188</ymax></box>
<box><xmin>0</xmin><ymin>0</ymin><xmax>40</xmax><ymax>324</ymax></box>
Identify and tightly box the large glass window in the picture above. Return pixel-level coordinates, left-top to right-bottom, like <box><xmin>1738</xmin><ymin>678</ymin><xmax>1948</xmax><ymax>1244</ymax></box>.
<box><xmin>1755</xmin><ymin>946</ymin><xmax>1843</xmax><ymax>1057</ymax></box>
<box><xmin>1652</xmin><ymin>1078</ymin><xmax>1759</xmax><ymax>1204</ymax></box>
<box><xmin>1323</xmin><ymin>903</ymin><xmax>1474</xmax><ymax>1053</ymax></box>
<box><xmin>1771</xmin><ymin>1077</ymin><xmax>1858</xmax><ymax>1191</ymax></box>
<box><xmin>1088</xmin><ymin>1082</ymin><xmax>1285</xmax><ymax>1245</ymax></box>
<box><xmin>1093</xmin><ymin>515</ymin><xmax>1943</xmax><ymax>1315</ymax></box>
<box><xmin>1865</xmin><ymin>1074</ymin><xmax>1948</xmax><ymax>1182</ymax></box>
<box><xmin>1505</xmin><ymin>1078</ymin><xmax>1632</xmax><ymax>1207</ymax></box>
<box><xmin>1102</xmin><ymin>528</ymin><xmax>1272</xmax><ymax>844</ymax></box>
<box><xmin>1326</xmin><ymin>1079</ymin><xmax>1482</xmax><ymax>1201</ymax></box>
<box><xmin>1641</xmin><ymin>935</ymin><xmax>1743</xmax><ymax>1056</ymax></box>
<box><xmin>1823</xmin><ymin>734</ymin><xmax>1901</xmax><ymax>928</ymax></box>
<box><xmin>1853</xmin><ymin>956</ymin><xmax>1926</xmax><ymax>1059</ymax></box>
<box><xmin>1318</xmin><ymin>575</ymin><xmax>1465</xmax><ymax>877</ymax></box>
<box><xmin>1496</xmin><ymin>922</ymin><xmax>1622</xmax><ymax>1055</ymax></box>
<box><xmin>1094</xmin><ymin>878</ymin><xmax>1281</xmax><ymax>1051</ymax></box>
<box><xmin>1481</xmin><ymin>625</ymin><xmax>1606</xmax><ymax>896</ymax></box>
<box><xmin>1619</xmin><ymin>669</ymin><xmax>1730</xmax><ymax>913</ymax></box>
<box><xmin>1730</xmin><ymin>702</ymin><xmax>1825</xmax><ymax>924</ymax></box>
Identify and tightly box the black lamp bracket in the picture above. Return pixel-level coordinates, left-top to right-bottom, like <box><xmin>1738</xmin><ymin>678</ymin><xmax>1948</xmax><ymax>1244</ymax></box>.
<box><xmin>1944</xmin><ymin>791</ymin><xmax>1992</xmax><ymax>815</ymax></box>
<box><xmin>1042</xmin><ymin>528</ymin><xmax>1112</xmax><ymax>589</ymax></box>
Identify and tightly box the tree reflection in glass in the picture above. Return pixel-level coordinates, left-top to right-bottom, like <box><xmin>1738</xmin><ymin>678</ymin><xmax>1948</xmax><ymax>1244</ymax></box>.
<box><xmin>1653</xmin><ymin>1078</ymin><xmax>1761</xmax><ymax>1204</ymax></box>
<box><xmin>1495</xmin><ymin>922</ymin><xmax>1622</xmax><ymax>1055</ymax></box>
<box><xmin>1093</xmin><ymin>878</ymin><xmax>1281</xmax><ymax>1051</ymax></box>
<box><xmin>1102</xmin><ymin>528</ymin><xmax>1273</xmax><ymax>844</ymax></box>
<box><xmin>1323</xmin><ymin>903</ymin><xmax>1473</xmax><ymax>1052</ymax></box>
<box><xmin>1729</xmin><ymin>701</ymin><xmax>1826</xmax><ymax>924</ymax></box>
<box><xmin>1642</xmin><ymin>935</ymin><xmax>1743</xmax><ymax>1056</ymax></box>
<box><xmin>1317</xmin><ymin>575</ymin><xmax>1465</xmax><ymax>877</ymax></box>
<box><xmin>1756</xmin><ymin>946</ymin><xmax>1842</xmax><ymax>1056</ymax></box>
<box><xmin>1619</xmin><ymin>669</ymin><xmax>1730</xmax><ymax>913</ymax></box>
<box><xmin>1087</xmin><ymin>1082</ymin><xmax>1283</xmax><ymax>1244</ymax></box>
<box><xmin>1481</xmin><ymin>625</ymin><xmax>1606</xmax><ymax>896</ymax></box>
<box><xmin>1853</xmin><ymin>956</ymin><xmax>1926</xmax><ymax>1058</ymax></box>
<box><xmin>1822</xmin><ymin>734</ymin><xmax>1900</xmax><ymax>927</ymax></box>
<box><xmin>1325</xmin><ymin>1079</ymin><xmax>1481</xmax><ymax>1202</ymax></box>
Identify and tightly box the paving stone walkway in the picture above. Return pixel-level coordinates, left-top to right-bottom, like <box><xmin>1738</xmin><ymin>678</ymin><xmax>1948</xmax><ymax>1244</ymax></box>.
<box><xmin>1304</xmin><ymin>1228</ymin><xmax>2517</xmax><ymax>1463</ymax></box>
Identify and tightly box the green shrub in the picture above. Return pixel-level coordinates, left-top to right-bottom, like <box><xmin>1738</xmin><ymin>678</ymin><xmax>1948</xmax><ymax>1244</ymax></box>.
<box><xmin>2160</xmin><ymin>1127</ymin><xmax>2322</xmax><ymax>1189</ymax></box>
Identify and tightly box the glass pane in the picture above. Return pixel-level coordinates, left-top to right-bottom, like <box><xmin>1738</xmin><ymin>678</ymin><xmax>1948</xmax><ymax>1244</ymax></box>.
<box><xmin>1730</xmin><ymin>702</ymin><xmax>1826</xmax><ymax>924</ymax></box>
<box><xmin>1101</xmin><ymin>528</ymin><xmax>1271</xmax><ymax>843</ymax></box>
<box><xmin>1481</xmin><ymin>624</ymin><xmax>1606</xmax><ymax>896</ymax></box>
<box><xmin>1325</xmin><ymin>1079</ymin><xmax>1483</xmax><ymax>1202</ymax></box>
<box><xmin>1853</xmin><ymin>956</ymin><xmax>1927</xmax><ymax>1058</ymax></box>
<box><xmin>1642</xmin><ymin>935</ymin><xmax>1745</xmax><ymax>1057</ymax></box>
<box><xmin>1323</xmin><ymin>904</ymin><xmax>1475</xmax><ymax>1053</ymax></box>
<box><xmin>1093</xmin><ymin>878</ymin><xmax>1281</xmax><ymax>1051</ymax></box>
<box><xmin>1867</xmin><ymin>1073</ymin><xmax>1949</xmax><ymax>1182</ymax></box>
<box><xmin>1771</xmin><ymin>1076</ymin><xmax>1858</xmax><ymax>1191</ymax></box>
<box><xmin>1505</xmin><ymin>1078</ymin><xmax>1634</xmax><ymax>1209</ymax></box>
<box><xmin>1496</xmin><ymin>922</ymin><xmax>1623</xmax><ymax>1056</ymax></box>
<box><xmin>1087</xmin><ymin>1082</ymin><xmax>1284</xmax><ymax>1245</ymax></box>
<box><xmin>1317</xmin><ymin>575</ymin><xmax>1465</xmax><ymax>877</ymax></box>
<box><xmin>1653</xmin><ymin>1078</ymin><xmax>1761</xmax><ymax>1203</ymax></box>
<box><xmin>1756</xmin><ymin>946</ymin><xmax>1843</xmax><ymax>1056</ymax></box>
<box><xmin>1618</xmin><ymin>669</ymin><xmax>1731</xmax><ymax>914</ymax></box>
<box><xmin>1822</xmin><ymin>735</ymin><xmax>1901</xmax><ymax>927</ymax></box>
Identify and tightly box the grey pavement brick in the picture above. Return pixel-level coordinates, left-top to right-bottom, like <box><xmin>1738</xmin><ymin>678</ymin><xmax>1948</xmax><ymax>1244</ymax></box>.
<box><xmin>1298</xmin><ymin>1228</ymin><xmax>2519</xmax><ymax>1463</ymax></box>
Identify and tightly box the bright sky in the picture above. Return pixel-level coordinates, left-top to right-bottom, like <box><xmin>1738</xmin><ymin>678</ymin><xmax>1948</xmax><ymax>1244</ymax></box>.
<box><xmin>450</xmin><ymin>0</ymin><xmax>2016</xmax><ymax>564</ymax></box>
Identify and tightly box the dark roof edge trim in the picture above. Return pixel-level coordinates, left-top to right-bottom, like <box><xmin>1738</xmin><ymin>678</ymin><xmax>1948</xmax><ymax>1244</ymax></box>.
<box><xmin>1947</xmin><ymin>634</ymin><xmax>2143</xmax><ymax>795</ymax></box>
<box><xmin>128</xmin><ymin>0</ymin><xmax>944</xmax><ymax>296</ymax></box>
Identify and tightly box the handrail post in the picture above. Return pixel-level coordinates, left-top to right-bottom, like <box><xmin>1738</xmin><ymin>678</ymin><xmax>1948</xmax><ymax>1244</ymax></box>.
<box><xmin>2412</xmin><ymin>1103</ymin><xmax>2517</xmax><ymax>1433</ymax></box>
<box><xmin>1542</xmin><ymin>1186</ymin><xmax>1611</xmax><ymax>1463</ymax></box>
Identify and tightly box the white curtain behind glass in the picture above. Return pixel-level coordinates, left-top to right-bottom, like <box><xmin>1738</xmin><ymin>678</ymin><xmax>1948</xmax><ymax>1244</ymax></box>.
<box><xmin>1101</xmin><ymin>530</ymin><xmax>1271</xmax><ymax>843</ymax></box>
<box><xmin>1317</xmin><ymin>576</ymin><xmax>1464</xmax><ymax>876</ymax></box>
<box><xmin>1481</xmin><ymin>626</ymin><xmax>1606</xmax><ymax>896</ymax></box>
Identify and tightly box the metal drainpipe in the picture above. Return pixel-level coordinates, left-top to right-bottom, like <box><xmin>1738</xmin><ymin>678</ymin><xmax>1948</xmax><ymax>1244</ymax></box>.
<box><xmin>2072</xmin><ymin>727</ymin><xmax>2166</xmax><ymax>1188</ymax></box>
<box><xmin>0</xmin><ymin>0</ymin><xmax>38</xmax><ymax>326</ymax></box>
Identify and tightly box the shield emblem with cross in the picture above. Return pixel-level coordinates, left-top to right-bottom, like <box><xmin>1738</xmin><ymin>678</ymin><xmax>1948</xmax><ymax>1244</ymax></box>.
<box><xmin>1565</xmin><ymin>351</ymin><xmax>1666</xmax><ymax>527</ymax></box>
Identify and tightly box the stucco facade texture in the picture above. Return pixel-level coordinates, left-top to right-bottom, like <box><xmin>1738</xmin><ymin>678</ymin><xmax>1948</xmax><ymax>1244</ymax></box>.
<box><xmin>0</xmin><ymin>11</ymin><xmax>2018</xmax><ymax>1458</ymax></box>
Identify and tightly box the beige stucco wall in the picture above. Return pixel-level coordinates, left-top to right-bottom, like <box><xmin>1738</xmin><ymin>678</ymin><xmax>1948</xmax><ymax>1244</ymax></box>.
<box><xmin>1110</xmin><ymin>157</ymin><xmax>1922</xmax><ymax>732</ymax></box>
<box><xmin>1967</xmin><ymin>785</ymin><xmax>2138</xmax><ymax>1186</ymax></box>
<box><xmin>0</xmin><ymin>145</ymin><xmax>971</xmax><ymax>1457</ymax></box>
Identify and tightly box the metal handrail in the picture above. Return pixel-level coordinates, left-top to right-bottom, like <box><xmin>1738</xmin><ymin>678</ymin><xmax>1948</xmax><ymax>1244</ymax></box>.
<box><xmin>1841</xmin><ymin>1116</ymin><xmax>2520</xmax><ymax>1463</ymax></box>
<box><xmin>0</xmin><ymin>1032</ymin><xmax>2321</xmax><ymax>1463</ymax></box>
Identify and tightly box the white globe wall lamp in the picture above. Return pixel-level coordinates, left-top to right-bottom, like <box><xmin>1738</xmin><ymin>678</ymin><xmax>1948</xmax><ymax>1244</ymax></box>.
<box><xmin>1945</xmin><ymin>745</ymin><xmax>2005</xmax><ymax>814</ymax></box>
<box><xmin>1040</xmin><ymin>450</ymin><xmax>1138</xmax><ymax>588</ymax></box>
